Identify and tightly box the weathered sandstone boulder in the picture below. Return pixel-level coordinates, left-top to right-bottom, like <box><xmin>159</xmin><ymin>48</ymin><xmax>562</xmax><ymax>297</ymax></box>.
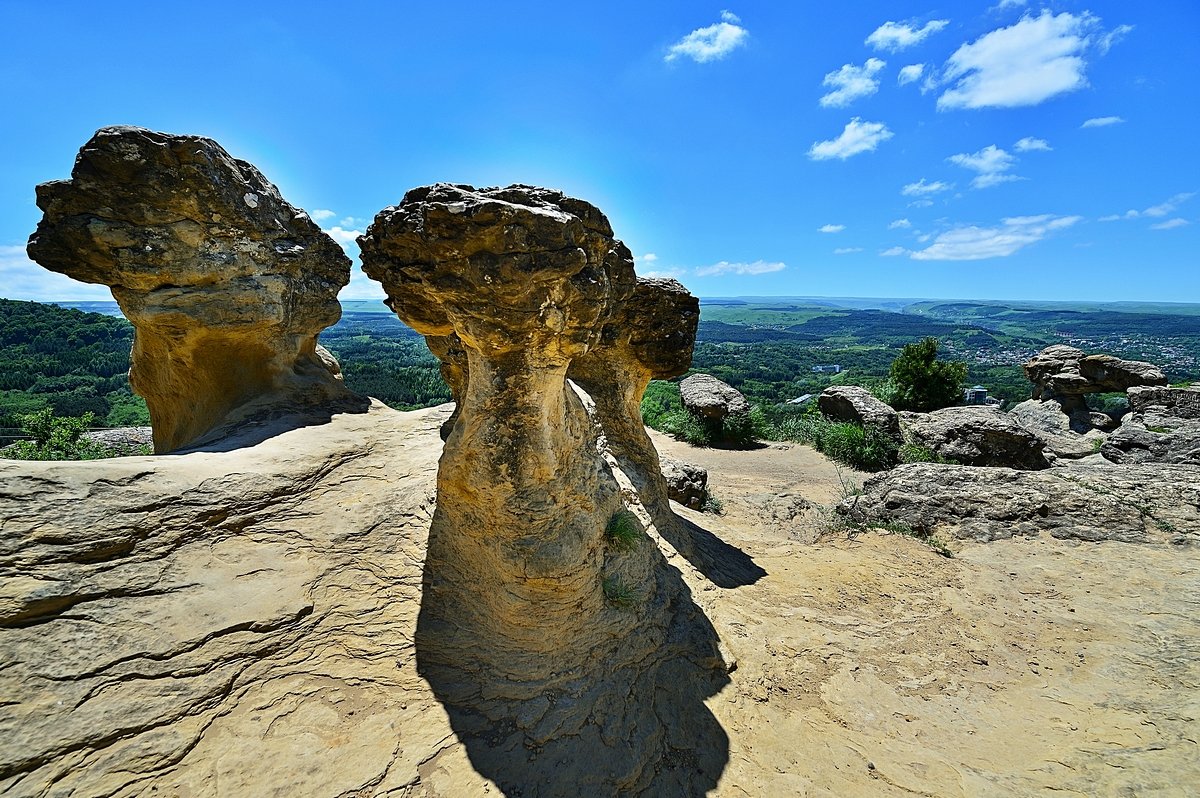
<box><xmin>901</xmin><ymin>406</ymin><xmax>1051</xmax><ymax>469</ymax></box>
<box><xmin>660</xmin><ymin>454</ymin><xmax>709</xmax><ymax>511</ymax></box>
<box><xmin>1009</xmin><ymin>398</ymin><xmax>1107</xmax><ymax>459</ymax></box>
<box><xmin>817</xmin><ymin>385</ymin><xmax>901</xmax><ymax>442</ymax></box>
<box><xmin>1102</xmin><ymin>385</ymin><xmax>1200</xmax><ymax>465</ymax></box>
<box><xmin>570</xmin><ymin>277</ymin><xmax>700</xmax><ymax>529</ymax></box>
<box><xmin>358</xmin><ymin>184</ymin><xmax>726</xmax><ymax>793</ymax></box>
<box><xmin>680</xmin><ymin>373</ymin><xmax>750</xmax><ymax>420</ymax></box>
<box><xmin>840</xmin><ymin>461</ymin><xmax>1200</xmax><ymax>543</ymax></box>
<box><xmin>1023</xmin><ymin>344</ymin><xmax>1167</xmax><ymax>400</ymax></box>
<box><xmin>26</xmin><ymin>126</ymin><xmax>354</xmax><ymax>452</ymax></box>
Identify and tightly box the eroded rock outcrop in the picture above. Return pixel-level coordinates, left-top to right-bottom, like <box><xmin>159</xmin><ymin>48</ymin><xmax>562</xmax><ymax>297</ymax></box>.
<box><xmin>901</xmin><ymin>406</ymin><xmax>1051</xmax><ymax>470</ymax></box>
<box><xmin>26</xmin><ymin>126</ymin><xmax>355</xmax><ymax>453</ymax></box>
<box><xmin>359</xmin><ymin>184</ymin><xmax>726</xmax><ymax>794</ymax></box>
<box><xmin>1024</xmin><ymin>344</ymin><xmax>1167</xmax><ymax>400</ymax></box>
<box><xmin>1102</xmin><ymin>385</ymin><xmax>1200</xmax><ymax>465</ymax></box>
<box><xmin>570</xmin><ymin>277</ymin><xmax>700</xmax><ymax>527</ymax></box>
<box><xmin>818</xmin><ymin>385</ymin><xmax>901</xmax><ymax>443</ymax></box>
<box><xmin>840</xmin><ymin>461</ymin><xmax>1200</xmax><ymax>543</ymax></box>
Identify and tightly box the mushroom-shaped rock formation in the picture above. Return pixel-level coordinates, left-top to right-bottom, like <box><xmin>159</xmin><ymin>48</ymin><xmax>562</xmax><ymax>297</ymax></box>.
<box><xmin>1024</xmin><ymin>345</ymin><xmax>1167</xmax><ymax>401</ymax></box>
<box><xmin>26</xmin><ymin>126</ymin><xmax>354</xmax><ymax>453</ymax></box>
<box><xmin>359</xmin><ymin>184</ymin><xmax>727</xmax><ymax>793</ymax></box>
<box><xmin>569</xmin><ymin>277</ymin><xmax>699</xmax><ymax>530</ymax></box>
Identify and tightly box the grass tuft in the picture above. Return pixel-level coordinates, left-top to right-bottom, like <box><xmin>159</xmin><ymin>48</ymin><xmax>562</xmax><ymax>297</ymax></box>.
<box><xmin>602</xmin><ymin>575</ymin><xmax>639</xmax><ymax>609</ymax></box>
<box><xmin>605</xmin><ymin>510</ymin><xmax>641</xmax><ymax>551</ymax></box>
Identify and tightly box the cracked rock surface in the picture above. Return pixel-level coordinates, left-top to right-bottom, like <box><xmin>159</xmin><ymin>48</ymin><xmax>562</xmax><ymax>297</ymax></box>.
<box><xmin>26</xmin><ymin>126</ymin><xmax>356</xmax><ymax>453</ymax></box>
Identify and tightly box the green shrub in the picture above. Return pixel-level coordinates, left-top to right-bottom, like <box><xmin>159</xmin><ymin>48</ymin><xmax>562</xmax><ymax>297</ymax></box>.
<box><xmin>2</xmin><ymin>408</ymin><xmax>148</xmax><ymax>461</ymax></box>
<box><xmin>701</xmin><ymin>495</ymin><xmax>724</xmax><ymax>514</ymax></box>
<box><xmin>755</xmin><ymin>405</ymin><xmax>897</xmax><ymax>471</ymax></box>
<box><xmin>888</xmin><ymin>337</ymin><xmax>968</xmax><ymax>412</ymax></box>
<box><xmin>605</xmin><ymin>510</ymin><xmax>641</xmax><ymax>551</ymax></box>
<box><xmin>898</xmin><ymin>443</ymin><xmax>956</xmax><ymax>465</ymax></box>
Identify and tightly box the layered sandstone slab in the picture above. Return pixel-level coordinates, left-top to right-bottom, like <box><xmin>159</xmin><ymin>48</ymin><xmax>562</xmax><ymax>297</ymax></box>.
<box><xmin>27</xmin><ymin>126</ymin><xmax>355</xmax><ymax>452</ymax></box>
<box><xmin>1023</xmin><ymin>344</ymin><xmax>1167</xmax><ymax>400</ymax></box>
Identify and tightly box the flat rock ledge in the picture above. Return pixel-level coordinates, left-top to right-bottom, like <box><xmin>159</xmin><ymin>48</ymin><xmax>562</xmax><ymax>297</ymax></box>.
<box><xmin>839</xmin><ymin>461</ymin><xmax>1200</xmax><ymax>544</ymax></box>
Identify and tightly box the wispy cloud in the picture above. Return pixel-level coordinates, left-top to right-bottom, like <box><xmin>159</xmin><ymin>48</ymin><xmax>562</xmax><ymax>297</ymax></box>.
<box><xmin>888</xmin><ymin>218</ymin><xmax>912</xmax><ymax>229</ymax></box>
<box><xmin>819</xmin><ymin>58</ymin><xmax>886</xmax><ymax>107</ymax></box>
<box><xmin>0</xmin><ymin>244</ymin><xmax>111</xmax><ymax>302</ymax></box>
<box><xmin>818</xmin><ymin>224</ymin><xmax>845</xmax><ymax>233</ymax></box>
<box><xmin>1150</xmin><ymin>218</ymin><xmax>1190</xmax><ymax>231</ymax></box>
<box><xmin>880</xmin><ymin>246</ymin><xmax>909</xmax><ymax>257</ymax></box>
<box><xmin>992</xmin><ymin>0</ymin><xmax>1027</xmax><ymax>11</ymax></box>
<box><xmin>310</xmin><ymin>208</ymin><xmax>337</xmax><ymax>221</ymax></box>
<box><xmin>694</xmin><ymin>259</ymin><xmax>786</xmax><ymax>277</ymax></box>
<box><xmin>901</xmin><ymin>178</ymin><xmax>952</xmax><ymax>196</ymax></box>
<box><xmin>833</xmin><ymin>247</ymin><xmax>863</xmax><ymax>255</ymax></box>
<box><xmin>866</xmin><ymin>20</ymin><xmax>949</xmax><ymax>52</ymax></box>
<box><xmin>637</xmin><ymin>252</ymin><xmax>658</xmax><ymax>264</ymax></box>
<box><xmin>948</xmin><ymin>144</ymin><xmax>1021</xmax><ymax>189</ymax></box>
<box><xmin>900</xmin><ymin>214</ymin><xmax>1082</xmax><ymax>260</ymax></box>
<box><xmin>937</xmin><ymin>11</ymin><xmax>1118</xmax><ymax>110</ymax></box>
<box><xmin>665</xmin><ymin>11</ymin><xmax>749</xmax><ymax>63</ymax></box>
<box><xmin>1081</xmin><ymin>115</ymin><xmax>1124</xmax><ymax>128</ymax></box>
<box><xmin>1014</xmin><ymin>136</ymin><xmax>1051</xmax><ymax>152</ymax></box>
<box><xmin>1100</xmin><ymin>192</ymin><xmax>1195</xmax><ymax>222</ymax></box>
<box><xmin>898</xmin><ymin>64</ymin><xmax>925</xmax><ymax>85</ymax></box>
<box><xmin>324</xmin><ymin>225</ymin><xmax>363</xmax><ymax>246</ymax></box>
<box><xmin>808</xmin><ymin>118</ymin><xmax>893</xmax><ymax>161</ymax></box>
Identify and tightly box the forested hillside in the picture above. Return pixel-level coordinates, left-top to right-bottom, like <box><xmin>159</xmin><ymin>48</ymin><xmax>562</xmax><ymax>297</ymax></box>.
<box><xmin>0</xmin><ymin>299</ymin><xmax>147</xmax><ymax>428</ymax></box>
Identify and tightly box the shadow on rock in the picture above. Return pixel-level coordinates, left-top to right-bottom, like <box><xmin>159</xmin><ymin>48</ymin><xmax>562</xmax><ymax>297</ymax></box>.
<box><xmin>415</xmin><ymin>507</ymin><xmax>732</xmax><ymax>798</ymax></box>
<box><xmin>660</xmin><ymin>515</ymin><xmax>768</xmax><ymax>589</ymax></box>
<box><xmin>174</xmin><ymin>395</ymin><xmax>374</xmax><ymax>454</ymax></box>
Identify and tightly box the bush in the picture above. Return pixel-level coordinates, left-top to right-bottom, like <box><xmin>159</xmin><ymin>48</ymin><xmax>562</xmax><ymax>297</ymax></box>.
<box><xmin>898</xmin><ymin>443</ymin><xmax>956</xmax><ymax>465</ymax></box>
<box><xmin>642</xmin><ymin>380</ymin><xmax>762</xmax><ymax>448</ymax></box>
<box><xmin>756</xmin><ymin>405</ymin><xmax>897</xmax><ymax>471</ymax></box>
<box><xmin>888</xmin><ymin>337</ymin><xmax>967</xmax><ymax>412</ymax></box>
<box><xmin>2</xmin><ymin>408</ymin><xmax>148</xmax><ymax>461</ymax></box>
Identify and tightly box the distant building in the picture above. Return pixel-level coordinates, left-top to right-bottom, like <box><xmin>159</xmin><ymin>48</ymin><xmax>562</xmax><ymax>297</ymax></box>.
<box><xmin>963</xmin><ymin>385</ymin><xmax>1002</xmax><ymax>406</ymax></box>
<box><xmin>786</xmin><ymin>394</ymin><xmax>815</xmax><ymax>406</ymax></box>
<box><xmin>811</xmin><ymin>364</ymin><xmax>842</xmax><ymax>374</ymax></box>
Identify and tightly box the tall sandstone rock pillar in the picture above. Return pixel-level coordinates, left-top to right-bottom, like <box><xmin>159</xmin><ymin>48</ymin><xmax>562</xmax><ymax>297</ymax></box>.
<box><xmin>360</xmin><ymin>185</ymin><xmax>643</xmax><ymax>670</ymax></box>
<box><xmin>569</xmin><ymin>277</ymin><xmax>699</xmax><ymax>531</ymax></box>
<box><xmin>27</xmin><ymin>126</ymin><xmax>353</xmax><ymax>452</ymax></box>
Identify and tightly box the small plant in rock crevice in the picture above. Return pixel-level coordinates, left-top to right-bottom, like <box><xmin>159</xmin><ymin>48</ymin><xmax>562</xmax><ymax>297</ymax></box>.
<box><xmin>605</xmin><ymin>510</ymin><xmax>641</xmax><ymax>551</ymax></box>
<box><xmin>602</xmin><ymin>575</ymin><xmax>639</xmax><ymax>609</ymax></box>
<box><xmin>701</xmin><ymin>495</ymin><xmax>725</xmax><ymax>514</ymax></box>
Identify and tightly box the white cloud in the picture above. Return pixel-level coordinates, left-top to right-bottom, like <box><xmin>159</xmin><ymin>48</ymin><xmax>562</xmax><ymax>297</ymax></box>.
<box><xmin>1150</xmin><ymin>218</ymin><xmax>1190</xmax><ymax>231</ymax></box>
<box><xmin>866</xmin><ymin>20</ymin><xmax>949</xmax><ymax>52</ymax></box>
<box><xmin>310</xmin><ymin>209</ymin><xmax>337</xmax><ymax>221</ymax></box>
<box><xmin>898</xmin><ymin>64</ymin><xmax>925</xmax><ymax>85</ymax></box>
<box><xmin>637</xmin><ymin>252</ymin><xmax>659</xmax><ymax>264</ymax></box>
<box><xmin>808</xmin><ymin>118</ymin><xmax>893</xmax><ymax>161</ymax></box>
<box><xmin>1145</xmin><ymin>193</ymin><xmax>1195</xmax><ymax>217</ymax></box>
<box><xmin>694</xmin><ymin>259</ymin><xmax>786</xmax><ymax>277</ymax></box>
<box><xmin>907</xmin><ymin>214</ymin><xmax>1082</xmax><ymax>260</ymax></box>
<box><xmin>324</xmin><ymin>226</ymin><xmax>363</xmax><ymax>246</ymax></box>
<box><xmin>0</xmin><ymin>244</ymin><xmax>112</xmax><ymax>302</ymax></box>
<box><xmin>880</xmin><ymin>246</ymin><xmax>909</xmax><ymax>257</ymax></box>
<box><xmin>665</xmin><ymin>11</ymin><xmax>749</xmax><ymax>63</ymax></box>
<box><xmin>993</xmin><ymin>0</ymin><xmax>1027</xmax><ymax>11</ymax></box>
<box><xmin>818</xmin><ymin>224</ymin><xmax>845</xmax><ymax>233</ymax></box>
<box><xmin>888</xmin><ymin>218</ymin><xmax>912</xmax><ymax>229</ymax></box>
<box><xmin>901</xmin><ymin>178</ymin><xmax>952</xmax><ymax>196</ymax></box>
<box><xmin>1101</xmin><ymin>192</ymin><xmax>1195</xmax><ymax>221</ymax></box>
<box><xmin>1100</xmin><ymin>24</ymin><xmax>1134</xmax><ymax>54</ymax></box>
<box><xmin>338</xmin><ymin>265</ymin><xmax>386</xmax><ymax>300</ymax></box>
<box><xmin>908</xmin><ymin>199</ymin><xmax>934</xmax><ymax>208</ymax></box>
<box><xmin>1014</xmin><ymin>136</ymin><xmax>1051</xmax><ymax>152</ymax></box>
<box><xmin>1081</xmin><ymin>115</ymin><xmax>1124</xmax><ymax>128</ymax></box>
<box><xmin>937</xmin><ymin>12</ymin><xmax>1108</xmax><ymax>110</ymax></box>
<box><xmin>833</xmin><ymin>247</ymin><xmax>863</xmax><ymax>255</ymax></box>
<box><xmin>819</xmin><ymin>58</ymin><xmax>887</xmax><ymax>107</ymax></box>
<box><xmin>948</xmin><ymin>144</ymin><xmax>1021</xmax><ymax>189</ymax></box>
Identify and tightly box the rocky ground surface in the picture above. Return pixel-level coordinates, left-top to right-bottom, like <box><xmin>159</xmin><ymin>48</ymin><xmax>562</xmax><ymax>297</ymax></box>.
<box><xmin>2</xmin><ymin>407</ymin><xmax>1197</xmax><ymax>796</ymax></box>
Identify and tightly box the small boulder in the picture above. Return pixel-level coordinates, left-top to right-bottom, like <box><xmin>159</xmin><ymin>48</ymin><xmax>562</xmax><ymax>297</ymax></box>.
<box><xmin>1009</xmin><ymin>399</ymin><xmax>1106</xmax><ymax>460</ymax></box>
<box><xmin>1102</xmin><ymin>386</ymin><xmax>1200</xmax><ymax>465</ymax></box>
<box><xmin>902</xmin><ymin>406</ymin><xmax>1050</xmax><ymax>470</ymax></box>
<box><xmin>817</xmin><ymin>386</ymin><xmax>901</xmax><ymax>443</ymax></box>
<box><xmin>659</xmin><ymin>455</ymin><xmax>709</xmax><ymax>511</ymax></box>
<box><xmin>680</xmin><ymin>374</ymin><xmax>749</xmax><ymax>421</ymax></box>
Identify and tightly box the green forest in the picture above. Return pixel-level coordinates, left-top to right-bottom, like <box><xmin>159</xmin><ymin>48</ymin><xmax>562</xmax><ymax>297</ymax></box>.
<box><xmin>4</xmin><ymin>297</ymin><xmax>1198</xmax><ymax>444</ymax></box>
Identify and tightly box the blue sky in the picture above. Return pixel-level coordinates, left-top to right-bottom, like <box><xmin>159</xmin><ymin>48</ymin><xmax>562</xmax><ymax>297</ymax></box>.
<box><xmin>1</xmin><ymin>0</ymin><xmax>1197</xmax><ymax>302</ymax></box>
